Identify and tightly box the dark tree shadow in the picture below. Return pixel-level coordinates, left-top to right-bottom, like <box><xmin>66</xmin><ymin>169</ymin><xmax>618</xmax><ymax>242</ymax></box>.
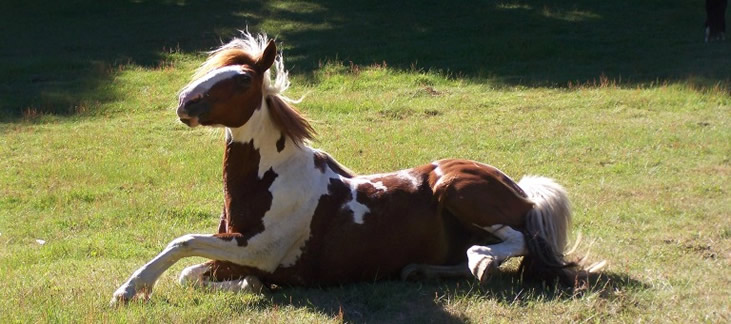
<box><xmin>270</xmin><ymin>0</ymin><xmax>731</xmax><ymax>88</ymax></box>
<box><xmin>0</xmin><ymin>0</ymin><xmax>265</xmax><ymax>121</ymax></box>
<box><xmin>2</xmin><ymin>0</ymin><xmax>728</xmax><ymax>122</ymax></box>
<box><xmin>230</xmin><ymin>270</ymin><xmax>647</xmax><ymax>323</ymax></box>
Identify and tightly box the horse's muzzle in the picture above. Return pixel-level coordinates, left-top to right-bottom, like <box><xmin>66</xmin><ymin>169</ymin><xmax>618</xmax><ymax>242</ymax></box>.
<box><xmin>178</xmin><ymin>116</ymin><xmax>199</xmax><ymax>127</ymax></box>
<box><xmin>177</xmin><ymin>99</ymin><xmax>209</xmax><ymax>127</ymax></box>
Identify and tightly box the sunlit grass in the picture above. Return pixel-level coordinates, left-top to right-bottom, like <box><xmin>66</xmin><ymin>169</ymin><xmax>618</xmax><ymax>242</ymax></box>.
<box><xmin>1</xmin><ymin>57</ymin><xmax>729</xmax><ymax>322</ymax></box>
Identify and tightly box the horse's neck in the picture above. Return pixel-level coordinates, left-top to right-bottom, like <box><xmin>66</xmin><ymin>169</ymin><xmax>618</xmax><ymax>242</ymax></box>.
<box><xmin>222</xmin><ymin>104</ymin><xmax>306</xmax><ymax>193</ymax></box>
<box><xmin>225</xmin><ymin>104</ymin><xmax>302</xmax><ymax>171</ymax></box>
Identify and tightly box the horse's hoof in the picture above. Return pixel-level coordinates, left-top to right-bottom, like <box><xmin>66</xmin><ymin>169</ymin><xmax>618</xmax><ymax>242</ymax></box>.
<box><xmin>470</xmin><ymin>256</ymin><xmax>497</xmax><ymax>284</ymax></box>
<box><xmin>242</xmin><ymin>276</ymin><xmax>264</xmax><ymax>293</ymax></box>
<box><xmin>110</xmin><ymin>288</ymin><xmax>133</xmax><ymax>307</ymax></box>
<box><xmin>110</xmin><ymin>282</ymin><xmax>149</xmax><ymax>307</ymax></box>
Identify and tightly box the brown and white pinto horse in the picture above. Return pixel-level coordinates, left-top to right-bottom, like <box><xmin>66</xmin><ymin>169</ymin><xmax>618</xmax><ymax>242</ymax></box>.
<box><xmin>111</xmin><ymin>32</ymin><xmax>590</xmax><ymax>305</ymax></box>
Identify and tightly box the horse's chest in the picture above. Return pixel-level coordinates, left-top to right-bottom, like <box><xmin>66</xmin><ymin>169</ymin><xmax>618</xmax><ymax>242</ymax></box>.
<box><xmin>223</xmin><ymin>167</ymin><xmax>278</xmax><ymax>237</ymax></box>
<box><xmin>225</xmin><ymin>165</ymin><xmax>331</xmax><ymax>269</ymax></box>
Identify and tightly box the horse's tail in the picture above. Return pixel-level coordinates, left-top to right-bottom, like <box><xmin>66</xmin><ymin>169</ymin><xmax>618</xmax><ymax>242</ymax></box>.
<box><xmin>517</xmin><ymin>176</ymin><xmax>583</xmax><ymax>286</ymax></box>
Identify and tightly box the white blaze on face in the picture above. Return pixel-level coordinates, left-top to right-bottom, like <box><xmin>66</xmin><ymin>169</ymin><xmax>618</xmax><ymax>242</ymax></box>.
<box><xmin>178</xmin><ymin>65</ymin><xmax>247</xmax><ymax>106</ymax></box>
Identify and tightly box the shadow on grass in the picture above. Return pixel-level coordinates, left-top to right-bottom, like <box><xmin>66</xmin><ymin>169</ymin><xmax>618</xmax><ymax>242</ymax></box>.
<box><xmin>271</xmin><ymin>0</ymin><xmax>731</xmax><ymax>87</ymax></box>
<box><xmin>235</xmin><ymin>271</ymin><xmax>647</xmax><ymax>323</ymax></box>
<box><xmin>2</xmin><ymin>0</ymin><xmax>728</xmax><ymax>122</ymax></box>
<box><xmin>0</xmin><ymin>0</ymin><xmax>264</xmax><ymax>121</ymax></box>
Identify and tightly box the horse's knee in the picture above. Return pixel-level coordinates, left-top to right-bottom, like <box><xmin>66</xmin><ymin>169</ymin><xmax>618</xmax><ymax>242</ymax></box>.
<box><xmin>179</xmin><ymin>263</ymin><xmax>210</xmax><ymax>286</ymax></box>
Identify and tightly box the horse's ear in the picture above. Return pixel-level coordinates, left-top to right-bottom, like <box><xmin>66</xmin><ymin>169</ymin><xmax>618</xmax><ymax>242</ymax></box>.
<box><xmin>256</xmin><ymin>40</ymin><xmax>277</xmax><ymax>72</ymax></box>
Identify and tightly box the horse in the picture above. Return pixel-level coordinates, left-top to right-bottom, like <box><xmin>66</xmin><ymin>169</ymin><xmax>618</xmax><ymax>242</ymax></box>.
<box><xmin>705</xmin><ymin>0</ymin><xmax>727</xmax><ymax>42</ymax></box>
<box><xmin>111</xmin><ymin>32</ymin><xmax>597</xmax><ymax>306</ymax></box>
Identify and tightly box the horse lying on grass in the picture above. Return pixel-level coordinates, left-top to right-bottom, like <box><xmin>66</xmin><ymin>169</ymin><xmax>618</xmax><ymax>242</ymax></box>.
<box><xmin>111</xmin><ymin>32</ymin><xmax>603</xmax><ymax>306</ymax></box>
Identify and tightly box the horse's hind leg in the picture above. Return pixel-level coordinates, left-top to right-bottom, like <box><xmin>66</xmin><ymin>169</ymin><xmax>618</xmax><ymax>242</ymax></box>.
<box><xmin>400</xmin><ymin>226</ymin><xmax>526</xmax><ymax>284</ymax></box>
<box><xmin>432</xmin><ymin>161</ymin><xmax>534</xmax><ymax>283</ymax></box>
<box><xmin>400</xmin><ymin>263</ymin><xmax>471</xmax><ymax>281</ymax></box>
<box><xmin>467</xmin><ymin>225</ymin><xmax>527</xmax><ymax>283</ymax></box>
<box><xmin>179</xmin><ymin>261</ymin><xmax>263</xmax><ymax>293</ymax></box>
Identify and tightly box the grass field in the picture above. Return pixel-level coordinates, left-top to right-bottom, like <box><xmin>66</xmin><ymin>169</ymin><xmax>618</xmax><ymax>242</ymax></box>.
<box><xmin>1</xmin><ymin>0</ymin><xmax>729</xmax><ymax>322</ymax></box>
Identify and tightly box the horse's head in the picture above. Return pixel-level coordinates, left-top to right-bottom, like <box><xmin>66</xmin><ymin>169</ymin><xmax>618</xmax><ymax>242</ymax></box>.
<box><xmin>176</xmin><ymin>40</ymin><xmax>277</xmax><ymax>128</ymax></box>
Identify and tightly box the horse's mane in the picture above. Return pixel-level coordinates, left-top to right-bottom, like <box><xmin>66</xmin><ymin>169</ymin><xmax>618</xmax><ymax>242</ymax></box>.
<box><xmin>266</xmin><ymin>95</ymin><xmax>315</xmax><ymax>147</ymax></box>
<box><xmin>194</xmin><ymin>31</ymin><xmax>315</xmax><ymax>146</ymax></box>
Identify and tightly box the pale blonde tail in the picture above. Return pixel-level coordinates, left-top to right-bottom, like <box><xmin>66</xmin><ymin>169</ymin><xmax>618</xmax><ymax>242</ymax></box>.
<box><xmin>517</xmin><ymin>176</ymin><xmax>578</xmax><ymax>285</ymax></box>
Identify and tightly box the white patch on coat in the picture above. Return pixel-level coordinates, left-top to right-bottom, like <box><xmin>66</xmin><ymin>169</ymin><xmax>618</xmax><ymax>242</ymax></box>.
<box><xmin>178</xmin><ymin>65</ymin><xmax>247</xmax><ymax>106</ymax></box>
<box><xmin>341</xmin><ymin>176</ymin><xmax>387</xmax><ymax>225</ymax></box>
<box><xmin>345</xmin><ymin>193</ymin><xmax>370</xmax><ymax>225</ymax></box>
<box><xmin>360</xmin><ymin>169</ymin><xmax>421</xmax><ymax>191</ymax></box>
<box><xmin>249</xmin><ymin>147</ymin><xmax>336</xmax><ymax>268</ymax></box>
<box><xmin>371</xmin><ymin>180</ymin><xmax>387</xmax><ymax>191</ymax></box>
<box><xmin>431</xmin><ymin>161</ymin><xmax>447</xmax><ymax>189</ymax></box>
<box><xmin>220</xmin><ymin>96</ymin><xmax>338</xmax><ymax>269</ymax></box>
<box><xmin>397</xmin><ymin>170</ymin><xmax>419</xmax><ymax>189</ymax></box>
<box><xmin>467</xmin><ymin>225</ymin><xmax>527</xmax><ymax>279</ymax></box>
<box><xmin>227</xmin><ymin>98</ymin><xmax>297</xmax><ymax>178</ymax></box>
<box><xmin>432</xmin><ymin>162</ymin><xmax>444</xmax><ymax>177</ymax></box>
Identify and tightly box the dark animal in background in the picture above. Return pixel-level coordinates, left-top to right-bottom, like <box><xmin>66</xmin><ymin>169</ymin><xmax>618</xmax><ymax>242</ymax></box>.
<box><xmin>705</xmin><ymin>0</ymin><xmax>727</xmax><ymax>41</ymax></box>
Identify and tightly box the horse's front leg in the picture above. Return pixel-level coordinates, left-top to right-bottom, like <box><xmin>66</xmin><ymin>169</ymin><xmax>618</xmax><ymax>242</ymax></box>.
<box><xmin>110</xmin><ymin>233</ymin><xmax>264</xmax><ymax>306</ymax></box>
<box><xmin>178</xmin><ymin>260</ymin><xmax>264</xmax><ymax>294</ymax></box>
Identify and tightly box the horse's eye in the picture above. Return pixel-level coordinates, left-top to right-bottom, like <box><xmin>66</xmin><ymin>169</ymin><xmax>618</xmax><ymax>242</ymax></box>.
<box><xmin>235</xmin><ymin>74</ymin><xmax>252</xmax><ymax>88</ymax></box>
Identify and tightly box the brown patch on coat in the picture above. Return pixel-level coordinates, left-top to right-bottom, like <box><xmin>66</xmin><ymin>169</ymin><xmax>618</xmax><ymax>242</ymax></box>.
<box><xmin>222</xmin><ymin>140</ymin><xmax>278</xmax><ymax>245</ymax></box>
<box><xmin>276</xmin><ymin>132</ymin><xmax>286</xmax><ymax>152</ymax></box>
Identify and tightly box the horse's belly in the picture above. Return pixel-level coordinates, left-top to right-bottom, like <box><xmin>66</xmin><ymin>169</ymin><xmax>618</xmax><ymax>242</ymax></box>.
<box><xmin>304</xmin><ymin>198</ymin><xmax>455</xmax><ymax>284</ymax></box>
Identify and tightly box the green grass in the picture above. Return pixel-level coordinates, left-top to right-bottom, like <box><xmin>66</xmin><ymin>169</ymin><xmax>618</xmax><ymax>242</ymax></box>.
<box><xmin>1</xmin><ymin>0</ymin><xmax>729</xmax><ymax>323</ymax></box>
